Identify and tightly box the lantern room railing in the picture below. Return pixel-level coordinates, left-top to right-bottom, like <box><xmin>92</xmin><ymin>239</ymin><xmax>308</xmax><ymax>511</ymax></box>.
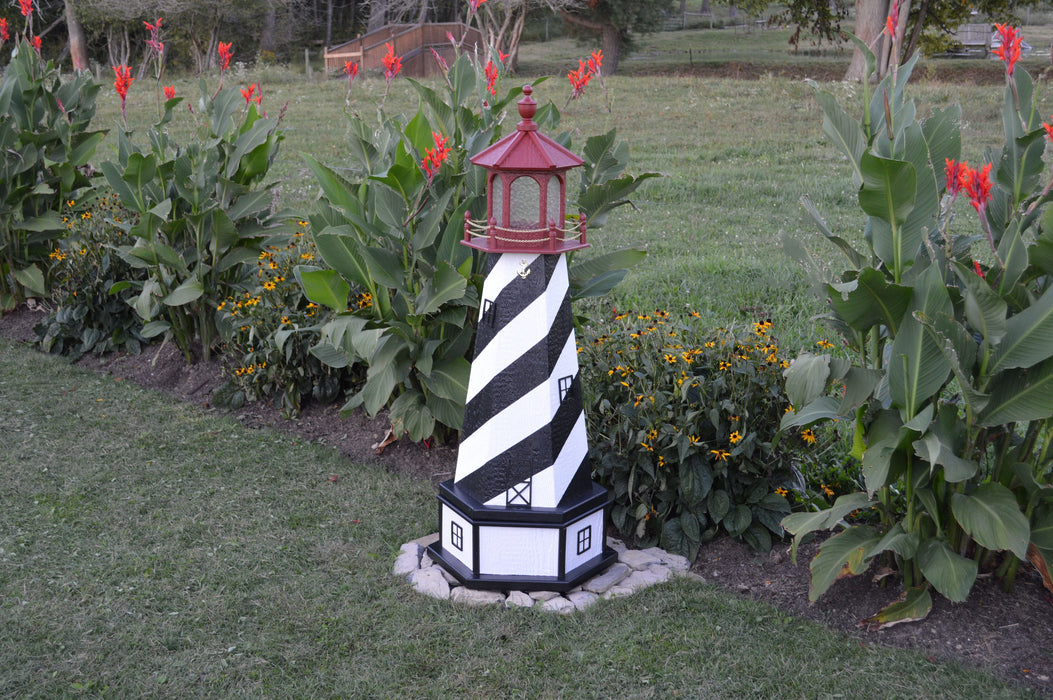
<box><xmin>462</xmin><ymin>212</ymin><xmax>588</xmax><ymax>254</ymax></box>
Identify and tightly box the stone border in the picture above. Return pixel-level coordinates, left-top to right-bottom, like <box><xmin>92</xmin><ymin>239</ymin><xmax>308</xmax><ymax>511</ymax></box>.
<box><xmin>394</xmin><ymin>534</ymin><xmax>696</xmax><ymax>613</ymax></box>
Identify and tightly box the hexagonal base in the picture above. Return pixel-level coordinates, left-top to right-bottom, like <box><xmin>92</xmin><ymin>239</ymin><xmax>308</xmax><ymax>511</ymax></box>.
<box><xmin>427</xmin><ymin>479</ymin><xmax>616</xmax><ymax>592</ymax></box>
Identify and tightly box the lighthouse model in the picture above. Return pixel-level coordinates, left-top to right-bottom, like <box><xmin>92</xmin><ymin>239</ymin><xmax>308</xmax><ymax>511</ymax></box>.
<box><xmin>427</xmin><ymin>86</ymin><xmax>617</xmax><ymax>592</ymax></box>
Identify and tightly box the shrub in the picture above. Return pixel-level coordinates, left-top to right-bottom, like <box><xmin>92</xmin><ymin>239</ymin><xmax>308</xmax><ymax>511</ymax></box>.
<box><xmin>0</xmin><ymin>39</ymin><xmax>105</xmax><ymax>309</ymax></box>
<box><xmin>35</xmin><ymin>191</ymin><xmax>147</xmax><ymax>358</ymax></box>
<box><xmin>216</xmin><ymin>224</ymin><xmax>354</xmax><ymax>415</ymax></box>
<box><xmin>103</xmin><ymin>84</ymin><xmax>287</xmax><ymax>363</ymax></box>
<box><xmin>579</xmin><ymin>309</ymin><xmax>805</xmax><ymax>558</ymax></box>
<box><xmin>782</xmin><ymin>29</ymin><xmax>1053</xmax><ymax>625</ymax></box>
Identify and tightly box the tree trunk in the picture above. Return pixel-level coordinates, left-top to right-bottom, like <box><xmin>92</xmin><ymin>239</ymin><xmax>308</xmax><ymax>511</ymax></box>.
<box><xmin>903</xmin><ymin>0</ymin><xmax>929</xmax><ymax>61</ymax></box>
<box><xmin>600</xmin><ymin>23</ymin><xmax>621</xmax><ymax>76</ymax></box>
<box><xmin>367</xmin><ymin>0</ymin><xmax>387</xmax><ymax>33</ymax></box>
<box><xmin>260</xmin><ymin>1</ymin><xmax>278</xmax><ymax>54</ymax></box>
<box><xmin>65</xmin><ymin>0</ymin><xmax>89</xmax><ymax>72</ymax></box>
<box><xmin>845</xmin><ymin>0</ymin><xmax>889</xmax><ymax>81</ymax></box>
<box><xmin>506</xmin><ymin>8</ymin><xmax>527</xmax><ymax>74</ymax></box>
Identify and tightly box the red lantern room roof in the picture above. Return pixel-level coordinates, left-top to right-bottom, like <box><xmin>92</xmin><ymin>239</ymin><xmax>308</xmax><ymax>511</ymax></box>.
<box><xmin>471</xmin><ymin>86</ymin><xmax>583</xmax><ymax>172</ymax></box>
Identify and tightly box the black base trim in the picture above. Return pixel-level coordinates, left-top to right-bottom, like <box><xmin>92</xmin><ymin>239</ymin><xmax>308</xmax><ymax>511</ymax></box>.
<box><xmin>428</xmin><ymin>543</ymin><xmax>618</xmax><ymax>593</ymax></box>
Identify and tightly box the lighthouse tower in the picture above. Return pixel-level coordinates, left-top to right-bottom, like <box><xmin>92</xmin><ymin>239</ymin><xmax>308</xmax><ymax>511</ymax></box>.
<box><xmin>427</xmin><ymin>86</ymin><xmax>616</xmax><ymax>592</ymax></box>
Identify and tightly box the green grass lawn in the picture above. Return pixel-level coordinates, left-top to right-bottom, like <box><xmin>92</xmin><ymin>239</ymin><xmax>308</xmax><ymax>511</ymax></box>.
<box><xmin>0</xmin><ymin>338</ymin><xmax>1036</xmax><ymax>697</ymax></box>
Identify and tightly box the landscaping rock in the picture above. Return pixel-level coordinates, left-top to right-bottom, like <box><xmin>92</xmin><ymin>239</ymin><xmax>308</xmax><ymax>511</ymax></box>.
<box><xmin>420</xmin><ymin>551</ymin><xmax>434</xmax><ymax>570</ymax></box>
<box><xmin>407</xmin><ymin>567</ymin><xmax>450</xmax><ymax>600</ymax></box>
<box><xmin>540</xmin><ymin>596</ymin><xmax>576</xmax><ymax>614</ymax></box>
<box><xmin>581</xmin><ymin>562</ymin><xmax>631</xmax><ymax>594</ymax></box>
<box><xmin>566</xmin><ymin>590</ymin><xmax>599</xmax><ymax>611</ymax></box>
<box><xmin>451</xmin><ymin>586</ymin><xmax>506</xmax><ymax>607</ymax></box>
<box><xmin>529</xmin><ymin>590</ymin><xmax>560</xmax><ymax>602</ymax></box>
<box><xmin>619</xmin><ymin>548</ymin><xmax>663</xmax><ymax>571</ymax></box>
<box><xmin>642</xmin><ymin>546</ymin><xmax>690</xmax><ymax>572</ymax></box>
<box><xmin>393</xmin><ymin>550</ymin><xmax>421</xmax><ymax>576</ymax></box>
<box><xmin>504</xmin><ymin>590</ymin><xmax>535</xmax><ymax>608</ymax></box>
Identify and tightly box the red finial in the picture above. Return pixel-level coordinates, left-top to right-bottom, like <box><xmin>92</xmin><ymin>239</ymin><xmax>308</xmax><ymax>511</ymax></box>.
<box><xmin>517</xmin><ymin>85</ymin><xmax>537</xmax><ymax>131</ymax></box>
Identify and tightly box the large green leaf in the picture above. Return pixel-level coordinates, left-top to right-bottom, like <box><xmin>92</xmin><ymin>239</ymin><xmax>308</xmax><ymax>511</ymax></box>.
<box><xmin>827</xmin><ymin>267</ymin><xmax>912</xmax><ymax>334</ymax></box>
<box><xmin>162</xmin><ymin>278</ymin><xmax>204</xmax><ymax>307</ymax></box>
<box><xmin>389</xmin><ymin>389</ymin><xmax>434</xmax><ymax>443</ymax></box>
<box><xmin>888</xmin><ymin>265</ymin><xmax>952</xmax><ymax>418</ymax></box>
<box><xmin>303</xmin><ymin>155</ymin><xmax>363</xmax><ymax>218</ymax></box>
<box><xmin>414</xmin><ymin>261</ymin><xmax>467</xmax><ymax>316</ymax></box>
<box><xmin>779</xmin><ymin>396</ymin><xmax>843</xmax><ymax>430</ymax></box>
<box><xmin>1030</xmin><ymin>503</ymin><xmax>1053</xmax><ymax>550</ymax></box>
<box><xmin>859</xmin><ymin>151</ymin><xmax>916</xmax><ymax>243</ymax></box>
<box><xmin>421</xmin><ymin>356</ymin><xmax>470</xmax><ymax>403</ymax></box>
<box><xmin>951</xmin><ymin>483</ymin><xmax>1030</xmax><ymax>560</ymax></box>
<box><xmin>782</xmin><ymin>492</ymin><xmax>874</xmax><ymax>540</ymax></box>
<box><xmin>581</xmin><ymin>128</ymin><xmax>629</xmax><ymax>187</ymax></box>
<box><xmin>860</xmin><ymin>586</ymin><xmax>933</xmax><ymax>631</ymax></box>
<box><xmin>296</xmin><ymin>267</ymin><xmax>349</xmax><ymax>312</ymax></box>
<box><xmin>314</xmin><ymin>227</ymin><xmax>374</xmax><ymax>291</ymax></box>
<box><xmin>979</xmin><ymin>358</ymin><xmax>1053</xmax><ymax>426</ymax></box>
<box><xmin>808</xmin><ymin>525</ymin><xmax>881</xmax><ymax>602</ymax></box>
<box><xmin>11</xmin><ymin>265</ymin><xmax>44</xmax><ymax>296</ymax></box>
<box><xmin>989</xmin><ymin>284</ymin><xmax>1053</xmax><ymax>373</ymax></box>
<box><xmin>569</xmin><ymin>247</ymin><xmax>647</xmax><ymax>293</ymax></box>
<box><xmin>576</xmin><ymin>172</ymin><xmax>662</xmax><ymax>228</ymax></box>
<box><xmin>913</xmin><ymin>431</ymin><xmax>977</xmax><ymax>483</ymax></box>
<box><xmin>917</xmin><ymin>539</ymin><xmax>976</xmax><ymax>602</ymax></box>
<box><xmin>782</xmin><ymin>352</ymin><xmax>831</xmax><ymax>409</ymax></box>
<box><xmin>808</xmin><ymin>83</ymin><xmax>866</xmax><ymax>186</ymax></box>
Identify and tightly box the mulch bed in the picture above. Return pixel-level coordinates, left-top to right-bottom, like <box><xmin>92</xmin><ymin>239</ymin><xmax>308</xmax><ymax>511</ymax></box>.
<box><xmin>2</xmin><ymin>304</ymin><xmax>1051</xmax><ymax>696</ymax></box>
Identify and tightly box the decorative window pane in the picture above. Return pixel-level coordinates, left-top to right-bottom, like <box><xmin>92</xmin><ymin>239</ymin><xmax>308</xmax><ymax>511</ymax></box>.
<box><xmin>492</xmin><ymin>173</ymin><xmax>503</xmax><ymax>225</ymax></box>
<box><xmin>510</xmin><ymin>176</ymin><xmax>540</xmax><ymax>228</ymax></box>
<box><xmin>576</xmin><ymin>525</ymin><xmax>592</xmax><ymax>555</ymax></box>
<box><xmin>507</xmin><ymin>478</ymin><xmax>531</xmax><ymax>507</ymax></box>
<box><xmin>558</xmin><ymin>375</ymin><xmax>574</xmax><ymax>402</ymax></box>
<box><xmin>546</xmin><ymin>175</ymin><xmax>561</xmax><ymax>226</ymax></box>
<box><xmin>451</xmin><ymin>521</ymin><xmax>464</xmax><ymax>551</ymax></box>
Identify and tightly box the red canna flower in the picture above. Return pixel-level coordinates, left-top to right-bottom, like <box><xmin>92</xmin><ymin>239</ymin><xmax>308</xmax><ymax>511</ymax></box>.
<box><xmin>467</xmin><ymin>0</ymin><xmax>487</xmax><ymax>12</ymax></box>
<box><xmin>567</xmin><ymin>58</ymin><xmax>593</xmax><ymax>101</ymax></box>
<box><xmin>421</xmin><ymin>131</ymin><xmax>451</xmax><ymax>185</ymax></box>
<box><xmin>31</xmin><ymin>35</ymin><xmax>41</xmax><ymax>55</ymax></box>
<box><xmin>343</xmin><ymin>59</ymin><xmax>359</xmax><ymax>80</ymax></box>
<box><xmin>0</xmin><ymin>18</ymin><xmax>9</xmax><ymax>44</ymax></box>
<box><xmin>19</xmin><ymin>0</ymin><xmax>32</xmax><ymax>18</ymax></box>
<box><xmin>429</xmin><ymin>47</ymin><xmax>448</xmax><ymax>75</ymax></box>
<box><xmin>163</xmin><ymin>85</ymin><xmax>175</xmax><ymax>100</ymax></box>
<box><xmin>973</xmin><ymin>260</ymin><xmax>986</xmax><ymax>279</ymax></box>
<box><xmin>1044</xmin><ymin>117</ymin><xmax>1053</xmax><ymax>141</ymax></box>
<box><xmin>144</xmin><ymin>17</ymin><xmax>163</xmax><ymax>56</ymax></box>
<box><xmin>484</xmin><ymin>59</ymin><xmax>498</xmax><ymax>96</ymax></box>
<box><xmin>945</xmin><ymin>158</ymin><xmax>969</xmax><ymax>198</ymax></box>
<box><xmin>113</xmin><ymin>65</ymin><xmax>133</xmax><ymax>123</ymax></box>
<box><xmin>218</xmin><ymin>42</ymin><xmax>233</xmax><ymax>72</ymax></box>
<box><xmin>994</xmin><ymin>24</ymin><xmax>1022</xmax><ymax>77</ymax></box>
<box><xmin>498</xmin><ymin>49</ymin><xmax>510</xmax><ymax>64</ymax></box>
<box><xmin>587</xmin><ymin>49</ymin><xmax>603</xmax><ymax>75</ymax></box>
<box><xmin>882</xmin><ymin>0</ymin><xmax>900</xmax><ymax>39</ymax></box>
<box><xmin>241</xmin><ymin>83</ymin><xmax>256</xmax><ymax>104</ymax></box>
<box><xmin>963</xmin><ymin>162</ymin><xmax>993</xmax><ymax>214</ymax></box>
<box><xmin>383</xmin><ymin>42</ymin><xmax>402</xmax><ymax>83</ymax></box>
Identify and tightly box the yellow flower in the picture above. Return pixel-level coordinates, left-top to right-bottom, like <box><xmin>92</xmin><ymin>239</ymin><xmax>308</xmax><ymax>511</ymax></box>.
<box><xmin>281</xmin><ymin>316</ymin><xmax>291</xmax><ymax>325</ymax></box>
<box><xmin>821</xmin><ymin>484</ymin><xmax>835</xmax><ymax>498</ymax></box>
<box><xmin>298</xmin><ymin>220</ymin><xmax>309</xmax><ymax>227</ymax></box>
<box><xmin>688</xmin><ymin>311</ymin><xmax>701</xmax><ymax>318</ymax></box>
<box><xmin>640</xmin><ymin>442</ymin><xmax>653</xmax><ymax>452</ymax></box>
<box><xmin>801</xmin><ymin>428</ymin><xmax>817</xmax><ymax>445</ymax></box>
<box><xmin>657</xmin><ymin>455</ymin><xmax>665</xmax><ymax>467</ymax></box>
<box><xmin>633</xmin><ymin>395</ymin><xmax>644</xmax><ymax>407</ymax></box>
<box><xmin>710</xmin><ymin>449</ymin><xmax>730</xmax><ymax>461</ymax></box>
<box><xmin>775</xmin><ymin>487</ymin><xmax>789</xmax><ymax>497</ymax></box>
<box><xmin>66</xmin><ymin>199</ymin><xmax>75</xmax><ymax>208</ymax></box>
<box><xmin>647</xmin><ymin>428</ymin><xmax>658</xmax><ymax>441</ymax></box>
<box><xmin>816</xmin><ymin>339</ymin><xmax>835</xmax><ymax>349</ymax></box>
<box><xmin>269</xmin><ymin>261</ymin><xmax>278</xmax><ymax>270</ymax></box>
<box><xmin>664</xmin><ymin>353</ymin><xmax>677</xmax><ymax>364</ymax></box>
<box><xmin>263</xmin><ymin>281</ymin><xmax>276</xmax><ymax>291</ymax></box>
<box><xmin>690</xmin><ymin>435</ymin><xmax>702</xmax><ymax>445</ymax></box>
<box><xmin>81</xmin><ymin>211</ymin><xmax>92</xmax><ymax>219</ymax></box>
<box><xmin>300</xmin><ymin>252</ymin><xmax>314</xmax><ymax>261</ymax></box>
<box><xmin>718</xmin><ymin>361</ymin><xmax>731</xmax><ymax>370</ymax></box>
<box><xmin>729</xmin><ymin>431</ymin><xmax>742</xmax><ymax>444</ymax></box>
<box><xmin>259</xmin><ymin>251</ymin><xmax>271</xmax><ymax>259</ymax></box>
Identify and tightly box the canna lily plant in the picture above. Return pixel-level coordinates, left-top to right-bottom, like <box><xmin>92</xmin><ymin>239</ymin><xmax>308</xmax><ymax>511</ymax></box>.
<box><xmin>296</xmin><ymin>53</ymin><xmax>656</xmax><ymax>443</ymax></box>
<box><xmin>781</xmin><ymin>25</ymin><xmax>1053</xmax><ymax>627</ymax></box>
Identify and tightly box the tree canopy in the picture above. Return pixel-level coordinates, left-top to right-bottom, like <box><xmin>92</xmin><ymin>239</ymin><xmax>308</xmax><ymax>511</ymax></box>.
<box><xmin>560</xmin><ymin>0</ymin><xmax>674</xmax><ymax>75</ymax></box>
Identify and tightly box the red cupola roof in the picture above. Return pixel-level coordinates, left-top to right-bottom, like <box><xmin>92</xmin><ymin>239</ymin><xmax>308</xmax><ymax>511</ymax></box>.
<box><xmin>470</xmin><ymin>86</ymin><xmax>583</xmax><ymax>172</ymax></box>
